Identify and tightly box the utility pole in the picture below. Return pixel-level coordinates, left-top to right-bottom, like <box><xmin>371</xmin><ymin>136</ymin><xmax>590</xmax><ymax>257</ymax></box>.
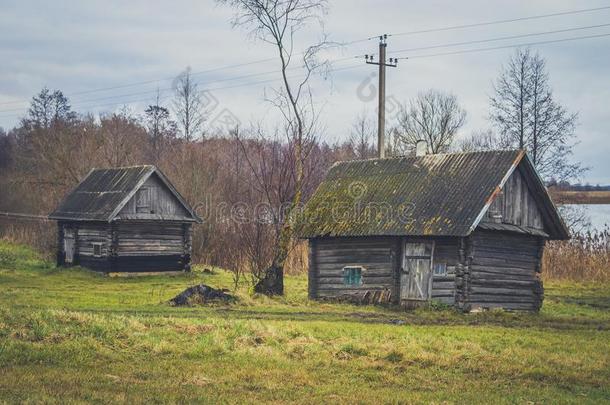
<box><xmin>365</xmin><ymin>34</ymin><xmax>397</xmax><ymax>158</ymax></box>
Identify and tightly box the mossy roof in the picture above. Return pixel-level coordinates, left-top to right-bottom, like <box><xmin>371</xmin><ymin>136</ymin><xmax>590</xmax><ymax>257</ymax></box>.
<box><xmin>298</xmin><ymin>149</ymin><xmax>567</xmax><ymax>239</ymax></box>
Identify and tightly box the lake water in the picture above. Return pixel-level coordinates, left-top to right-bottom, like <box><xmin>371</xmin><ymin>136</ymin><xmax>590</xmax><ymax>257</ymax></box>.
<box><xmin>566</xmin><ymin>204</ymin><xmax>610</xmax><ymax>232</ymax></box>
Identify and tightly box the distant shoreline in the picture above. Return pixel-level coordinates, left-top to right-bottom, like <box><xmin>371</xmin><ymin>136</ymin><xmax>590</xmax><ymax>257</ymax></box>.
<box><xmin>549</xmin><ymin>190</ymin><xmax>610</xmax><ymax>205</ymax></box>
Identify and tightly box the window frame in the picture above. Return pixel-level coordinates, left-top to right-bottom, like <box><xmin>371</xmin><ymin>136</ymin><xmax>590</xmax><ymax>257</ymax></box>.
<box><xmin>92</xmin><ymin>242</ymin><xmax>103</xmax><ymax>258</ymax></box>
<box><xmin>433</xmin><ymin>262</ymin><xmax>448</xmax><ymax>276</ymax></box>
<box><xmin>342</xmin><ymin>266</ymin><xmax>364</xmax><ymax>286</ymax></box>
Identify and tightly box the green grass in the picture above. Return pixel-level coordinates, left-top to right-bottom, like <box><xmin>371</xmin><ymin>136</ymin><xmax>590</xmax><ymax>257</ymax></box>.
<box><xmin>0</xmin><ymin>241</ymin><xmax>608</xmax><ymax>404</ymax></box>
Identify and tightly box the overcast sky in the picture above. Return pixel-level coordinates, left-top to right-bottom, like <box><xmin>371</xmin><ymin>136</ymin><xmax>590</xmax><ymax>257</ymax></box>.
<box><xmin>1</xmin><ymin>0</ymin><xmax>609</xmax><ymax>183</ymax></box>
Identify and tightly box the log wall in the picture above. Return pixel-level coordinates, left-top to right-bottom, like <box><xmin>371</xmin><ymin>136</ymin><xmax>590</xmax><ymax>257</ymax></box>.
<box><xmin>77</xmin><ymin>222</ymin><xmax>112</xmax><ymax>272</ymax></box>
<box><xmin>310</xmin><ymin>236</ymin><xmax>399</xmax><ymax>302</ymax></box>
<box><xmin>113</xmin><ymin>221</ymin><xmax>191</xmax><ymax>272</ymax></box>
<box><xmin>57</xmin><ymin>220</ymin><xmax>192</xmax><ymax>273</ymax></box>
<box><xmin>430</xmin><ymin>238</ymin><xmax>458</xmax><ymax>305</ymax></box>
<box><xmin>307</xmin><ymin>230</ymin><xmax>544</xmax><ymax>312</ymax></box>
<box><xmin>461</xmin><ymin>229</ymin><xmax>544</xmax><ymax>311</ymax></box>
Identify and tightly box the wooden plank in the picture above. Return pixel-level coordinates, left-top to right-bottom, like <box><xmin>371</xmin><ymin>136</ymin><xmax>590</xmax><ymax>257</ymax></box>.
<box><xmin>469</xmin><ymin>286</ymin><xmax>537</xmax><ymax>296</ymax></box>
<box><xmin>316</xmin><ymin>255</ymin><xmax>392</xmax><ymax>265</ymax></box>
<box><xmin>470</xmin><ymin>264</ymin><xmax>535</xmax><ymax>275</ymax></box>
<box><xmin>467</xmin><ymin>294</ymin><xmax>537</xmax><ymax>303</ymax></box>
<box><xmin>317</xmin><ymin>239</ymin><xmax>395</xmax><ymax>249</ymax></box>
<box><xmin>432</xmin><ymin>281</ymin><xmax>454</xmax><ymax>290</ymax></box>
<box><xmin>432</xmin><ymin>296</ymin><xmax>454</xmax><ymax>304</ymax></box>
<box><xmin>469</xmin><ymin>302</ymin><xmax>536</xmax><ymax>311</ymax></box>
<box><xmin>432</xmin><ymin>275</ymin><xmax>456</xmax><ymax>282</ymax></box>
<box><xmin>471</xmin><ymin>256</ymin><xmax>537</xmax><ymax>268</ymax></box>
<box><xmin>317</xmin><ymin>247</ymin><xmax>392</xmax><ymax>256</ymax></box>
<box><xmin>317</xmin><ymin>264</ymin><xmax>392</xmax><ymax>272</ymax></box>
<box><xmin>318</xmin><ymin>276</ymin><xmax>395</xmax><ymax>285</ymax></box>
<box><xmin>431</xmin><ymin>289</ymin><xmax>454</xmax><ymax>297</ymax></box>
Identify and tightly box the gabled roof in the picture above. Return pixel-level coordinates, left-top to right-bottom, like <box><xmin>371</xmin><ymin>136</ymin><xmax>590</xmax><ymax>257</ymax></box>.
<box><xmin>49</xmin><ymin>165</ymin><xmax>202</xmax><ymax>223</ymax></box>
<box><xmin>298</xmin><ymin>150</ymin><xmax>569</xmax><ymax>240</ymax></box>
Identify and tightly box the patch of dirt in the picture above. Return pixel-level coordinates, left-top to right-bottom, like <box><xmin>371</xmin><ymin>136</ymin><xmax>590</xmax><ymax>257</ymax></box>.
<box><xmin>169</xmin><ymin>284</ymin><xmax>235</xmax><ymax>306</ymax></box>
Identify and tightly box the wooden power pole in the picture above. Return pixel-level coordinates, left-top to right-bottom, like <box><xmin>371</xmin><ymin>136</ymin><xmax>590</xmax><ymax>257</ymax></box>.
<box><xmin>365</xmin><ymin>34</ymin><xmax>397</xmax><ymax>158</ymax></box>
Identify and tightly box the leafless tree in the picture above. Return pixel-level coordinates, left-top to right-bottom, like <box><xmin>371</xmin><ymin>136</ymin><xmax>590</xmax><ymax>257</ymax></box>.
<box><xmin>348</xmin><ymin>111</ymin><xmax>375</xmax><ymax>159</ymax></box>
<box><xmin>394</xmin><ymin>89</ymin><xmax>466</xmax><ymax>154</ymax></box>
<box><xmin>144</xmin><ymin>91</ymin><xmax>176</xmax><ymax>164</ymax></box>
<box><xmin>217</xmin><ymin>0</ymin><xmax>329</xmax><ymax>295</ymax></box>
<box><xmin>455</xmin><ymin>129</ymin><xmax>501</xmax><ymax>153</ymax></box>
<box><xmin>490</xmin><ymin>48</ymin><xmax>583</xmax><ymax>181</ymax></box>
<box><xmin>173</xmin><ymin>67</ymin><xmax>206</xmax><ymax>141</ymax></box>
<box><xmin>558</xmin><ymin>204</ymin><xmax>591</xmax><ymax>234</ymax></box>
<box><xmin>99</xmin><ymin>108</ymin><xmax>147</xmax><ymax>167</ymax></box>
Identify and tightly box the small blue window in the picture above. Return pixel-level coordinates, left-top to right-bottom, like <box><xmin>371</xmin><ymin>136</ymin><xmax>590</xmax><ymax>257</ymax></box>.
<box><xmin>343</xmin><ymin>266</ymin><xmax>363</xmax><ymax>285</ymax></box>
<box><xmin>433</xmin><ymin>262</ymin><xmax>447</xmax><ymax>276</ymax></box>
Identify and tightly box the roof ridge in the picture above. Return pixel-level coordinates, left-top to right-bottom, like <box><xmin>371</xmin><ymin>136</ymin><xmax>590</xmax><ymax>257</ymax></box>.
<box><xmin>337</xmin><ymin>149</ymin><xmax>521</xmax><ymax>165</ymax></box>
<box><xmin>331</xmin><ymin>149</ymin><xmax>522</xmax><ymax>168</ymax></box>
<box><xmin>92</xmin><ymin>164</ymin><xmax>156</xmax><ymax>170</ymax></box>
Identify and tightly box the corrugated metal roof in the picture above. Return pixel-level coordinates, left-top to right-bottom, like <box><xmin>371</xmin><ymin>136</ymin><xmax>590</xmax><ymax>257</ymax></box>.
<box><xmin>49</xmin><ymin>165</ymin><xmax>201</xmax><ymax>223</ymax></box>
<box><xmin>298</xmin><ymin>150</ymin><xmax>526</xmax><ymax>238</ymax></box>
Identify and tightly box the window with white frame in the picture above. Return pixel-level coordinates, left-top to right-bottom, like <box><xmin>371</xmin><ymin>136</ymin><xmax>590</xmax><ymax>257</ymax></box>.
<box><xmin>433</xmin><ymin>262</ymin><xmax>447</xmax><ymax>276</ymax></box>
<box><xmin>93</xmin><ymin>242</ymin><xmax>103</xmax><ymax>257</ymax></box>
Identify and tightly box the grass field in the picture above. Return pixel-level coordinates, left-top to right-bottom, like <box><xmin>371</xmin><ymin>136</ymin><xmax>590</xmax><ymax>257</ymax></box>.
<box><xmin>0</xmin><ymin>241</ymin><xmax>609</xmax><ymax>404</ymax></box>
<box><xmin>549</xmin><ymin>190</ymin><xmax>610</xmax><ymax>204</ymax></box>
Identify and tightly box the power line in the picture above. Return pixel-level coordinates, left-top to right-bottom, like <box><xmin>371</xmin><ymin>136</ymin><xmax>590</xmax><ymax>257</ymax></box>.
<box><xmin>390</xmin><ymin>5</ymin><xmax>610</xmax><ymax>37</ymax></box>
<box><xmin>0</xmin><ymin>57</ymin><xmax>359</xmax><ymax>116</ymax></box>
<box><xmin>0</xmin><ymin>63</ymin><xmax>366</xmax><ymax>118</ymax></box>
<box><xmin>395</xmin><ymin>32</ymin><xmax>610</xmax><ymax>60</ymax></box>
<box><xmin>0</xmin><ymin>211</ymin><xmax>50</xmax><ymax>221</ymax></box>
<box><xmin>0</xmin><ymin>59</ymin><xmax>276</xmax><ymax>107</ymax></box>
<box><xmin>3</xmin><ymin>5</ymin><xmax>608</xmax><ymax>109</ymax></box>
<box><xmin>1</xmin><ymin>6</ymin><xmax>609</xmax><ymax>115</ymax></box>
<box><xmin>7</xmin><ymin>21</ymin><xmax>602</xmax><ymax>114</ymax></box>
<box><xmin>2</xmin><ymin>31</ymin><xmax>608</xmax><ymax>118</ymax></box>
<box><xmin>0</xmin><ymin>39</ymin><xmax>369</xmax><ymax>108</ymax></box>
<box><xmin>3</xmin><ymin>22</ymin><xmax>606</xmax><ymax>115</ymax></box>
<box><xmin>389</xmin><ymin>23</ymin><xmax>610</xmax><ymax>54</ymax></box>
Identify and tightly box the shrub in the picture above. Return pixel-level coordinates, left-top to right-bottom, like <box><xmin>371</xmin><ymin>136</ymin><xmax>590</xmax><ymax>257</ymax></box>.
<box><xmin>542</xmin><ymin>226</ymin><xmax>610</xmax><ymax>282</ymax></box>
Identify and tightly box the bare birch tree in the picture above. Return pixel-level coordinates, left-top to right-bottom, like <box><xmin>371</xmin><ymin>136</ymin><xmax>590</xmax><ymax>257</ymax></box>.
<box><xmin>490</xmin><ymin>48</ymin><xmax>583</xmax><ymax>181</ymax></box>
<box><xmin>349</xmin><ymin>111</ymin><xmax>375</xmax><ymax>159</ymax></box>
<box><xmin>455</xmin><ymin>129</ymin><xmax>500</xmax><ymax>153</ymax></box>
<box><xmin>173</xmin><ymin>67</ymin><xmax>206</xmax><ymax>141</ymax></box>
<box><xmin>217</xmin><ymin>0</ymin><xmax>328</xmax><ymax>295</ymax></box>
<box><xmin>394</xmin><ymin>89</ymin><xmax>466</xmax><ymax>154</ymax></box>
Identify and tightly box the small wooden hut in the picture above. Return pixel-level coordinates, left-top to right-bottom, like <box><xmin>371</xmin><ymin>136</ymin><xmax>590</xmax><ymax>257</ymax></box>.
<box><xmin>49</xmin><ymin>165</ymin><xmax>202</xmax><ymax>273</ymax></box>
<box><xmin>298</xmin><ymin>150</ymin><xmax>569</xmax><ymax>311</ymax></box>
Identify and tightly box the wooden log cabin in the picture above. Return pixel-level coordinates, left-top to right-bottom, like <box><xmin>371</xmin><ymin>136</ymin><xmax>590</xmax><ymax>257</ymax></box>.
<box><xmin>49</xmin><ymin>165</ymin><xmax>202</xmax><ymax>273</ymax></box>
<box><xmin>298</xmin><ymin>149</ymin><xmax>569</xmax><ymax>311</ymax></box>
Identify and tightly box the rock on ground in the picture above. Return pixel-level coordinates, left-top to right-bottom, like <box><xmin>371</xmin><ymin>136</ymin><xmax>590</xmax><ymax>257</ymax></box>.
<box><xmin>170</xmin><ymin>284</ymin><xmax>235</xmax><ymax>306</ymax></box>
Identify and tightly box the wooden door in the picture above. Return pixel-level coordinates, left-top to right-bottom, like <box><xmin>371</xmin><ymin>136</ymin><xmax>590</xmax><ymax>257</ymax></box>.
<box><xmin>64</xmin><ymin>229</ymin><xmax>75</xmax><ymax>264</ymax></box>
<box><xmin>136</xmin><ymin>188</ymin><xmax>151</xmax><ymax>213</ymax></box>
<box><xmin>400</xmin><ymin>242</ymin><xmax>434</xmax><ymax>301</ymax></box>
